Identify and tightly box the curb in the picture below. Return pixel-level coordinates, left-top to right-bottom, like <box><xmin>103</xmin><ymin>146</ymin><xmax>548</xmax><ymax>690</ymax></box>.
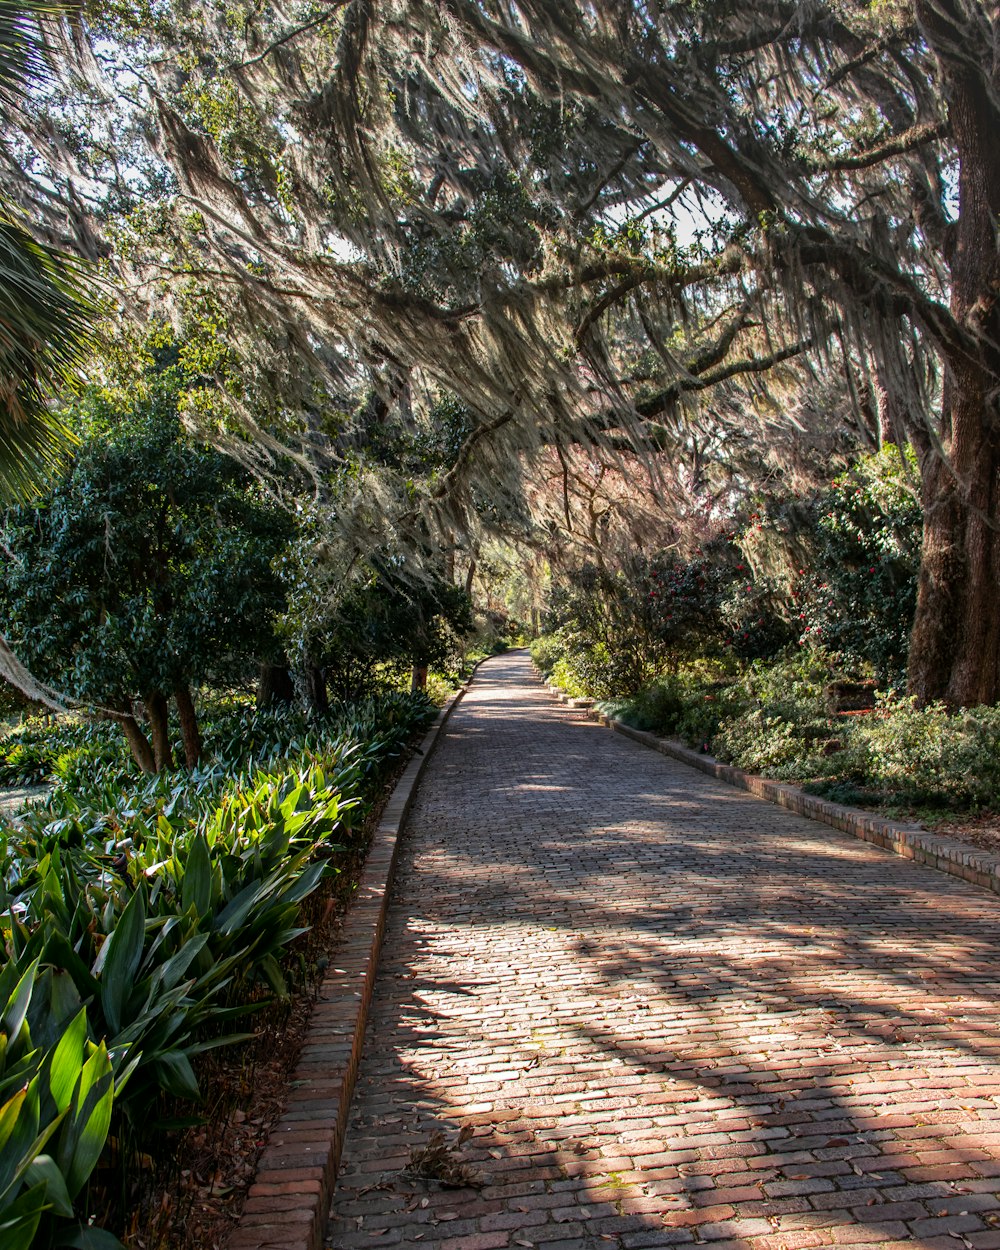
<box><xmin>227</xmin><ymin>680</ymin><xmax>471</xmax><ymax>1250</ymax></box>
<box><xmin>534</xmin><ymin>666</ymin><xmax>1000</xmax><ymax>899</ymax></box>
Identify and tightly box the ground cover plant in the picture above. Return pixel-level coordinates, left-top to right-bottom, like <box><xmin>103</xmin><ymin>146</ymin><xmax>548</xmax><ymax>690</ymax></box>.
<box><xmin>533</xmin><ymin>639</ymin><xmax>1000</xmax><ymax>815</ymax></box>
<box><xmin>0</xmin><ymin>691</ymin><xmax>436</xmax><ymax>1248</ymax></box>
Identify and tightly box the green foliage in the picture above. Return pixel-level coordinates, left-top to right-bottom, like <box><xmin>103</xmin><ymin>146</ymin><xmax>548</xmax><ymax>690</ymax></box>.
<box><xmin>545</xmin><ymin>554</ymin><xmax>732</xmax><ymax>698</ymax></box>
<box><xmin>0</xmin><ymin>964</ymin><xmax>124</xmax><ymax>1250</ymax></box>
<box><xmin>0</xmin><ymin>690</ymin><xmax>435</xmax><ymax>1244</ymax></box>
<box><xmin>281</xmin><ymin>505</ymin><xmax>475</xmax><ymax>702</ymax></box>
<box><xmin>0</xmin><ymin>718</ymin><xmax>127</xmax><ymax>787</ymax></box>
<box><xmin>0</xmin><ymin>377</ymin><xmax>292</xmax><ymax>708</ymax></box>
<box><xmin>547</xmin><ymin>656</ymin><xmax>587</xmax><ymax>699</ymax></box>
<box><xmin>798</xmin><ymin>447</ymin><xmax>921</xmax><ymax>685</ymax></box>
<box><xmin>854</xmin><ymin>699</ymin><xmax>1000</xmax><ymax>808</ymax></box>
<box><xmin>607</xmin><ymin>645</ymin><xmax>1000</xmax><ymax>809</ymax></box>
<box><xmin>529</xmin><ymin>634</ymin><xmax>565</xmax><ymax>677</ymax></box>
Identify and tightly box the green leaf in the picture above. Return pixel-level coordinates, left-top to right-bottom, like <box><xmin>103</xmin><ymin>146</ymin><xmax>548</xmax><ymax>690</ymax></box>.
<box><xmin>181</xmin><ymin>833</ymin><xmax>212</xmax><ymax>917</ymax></box>
<box><xmin>95</xmin><ymin>888</ymin><xmax>145</xmax><ymax>1034</ymax></box>
<box><xmin>0</xmin><ymin>1182</ymin><xmax>48</xmax><ymax>1250</ymax></box>
<box><xmin>57</xmin><ymin>1043</ymin><xmax>114</xmax><ymax>1199</ymax></box>
<box><xmin>45</xmin><ymin>1008</ymin><xmax>87</xmax><ymax>1114</ymax></box>
<box><xmin>54</xmin><ymin>1225</ymin><xmax>127</xmax><ymax>1249</ymax></box>
<box><xmin>152</xmin><ymin>1050</ymin><xmax>200</xmax><ymax>1102</ymax></box>
<box><xmin>0</xmin><ymin>1081</ymin><xmax>39</xmax><ymax>1200</ymax></box>
<box><xmin>22</xmin><ymin>1153</ymin><xmax>74</xmax><ymax>1218</ymax></box>
<box><xmin>2</xmin><ymin>958</ymin><xmax>40</xmax><ymax>1045</ymax></box>
<box><xmin>152</xmin><ymin>932</ymin><xmax>210</xmax><ymax>993</ymax></box>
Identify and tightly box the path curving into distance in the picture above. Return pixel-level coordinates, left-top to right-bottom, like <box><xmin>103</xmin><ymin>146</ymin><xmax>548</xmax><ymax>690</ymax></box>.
<box><xmin>327</xmin><ymin>650</ymin><xmax>1000</xmax><ymax>1250</ymax></box>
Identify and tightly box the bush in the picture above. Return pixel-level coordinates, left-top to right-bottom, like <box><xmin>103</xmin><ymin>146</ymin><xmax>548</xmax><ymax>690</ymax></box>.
<box><xmin>0</xmin><ymin>690</ymin><xmax>436</xmax><ymax>1246</ymax></box>
<box><xmin>529</xmin><ymin>633</ymin><xmax>565</xmax><ymax>676</ymax></box>
<box><xmin>798</xmin><ymin>447</ymin><xmax>921</xmax><ymax>685</ymax></box>
<box><xmin>858</xmin><ymin>698</ymin><xmax>1000</xmax><ymax>807</ymax></box>
<box><xmin>548</xmin><ymin>655</ymin><xmax>588</xmax><ymax>698</ymax></box>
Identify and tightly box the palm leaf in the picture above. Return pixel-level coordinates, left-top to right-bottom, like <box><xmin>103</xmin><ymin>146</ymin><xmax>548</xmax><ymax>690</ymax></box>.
<box><xmin>0</xmin><ymin>1</ymin><xmax>98</xmax><ymax>503</ymax></box>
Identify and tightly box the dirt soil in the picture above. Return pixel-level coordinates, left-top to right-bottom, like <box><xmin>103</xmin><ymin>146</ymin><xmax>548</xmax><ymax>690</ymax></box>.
<box><xmin>925</xmin><ymin>811</ymin><xmax>1000</xmax><ymax>857</ymax></box>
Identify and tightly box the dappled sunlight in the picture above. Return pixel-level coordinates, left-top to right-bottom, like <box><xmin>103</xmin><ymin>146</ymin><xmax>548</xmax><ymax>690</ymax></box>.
<box><xmin>329</xmin><ymin>654</ymin><xmax>1000</xmax><ymax>1247</ymax></box>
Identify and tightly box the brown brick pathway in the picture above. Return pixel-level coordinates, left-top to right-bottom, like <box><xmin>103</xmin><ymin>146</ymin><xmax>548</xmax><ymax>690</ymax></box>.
<box><xmin>326</xmin><ymin>652</ymin><xmax>1000</xmax><ymax>1250</ymax></box>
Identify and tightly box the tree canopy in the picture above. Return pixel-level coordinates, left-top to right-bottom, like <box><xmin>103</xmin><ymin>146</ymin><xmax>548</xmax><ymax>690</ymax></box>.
<box><xmin>0</xmin><ymin>374</ymin><xmax>292</xmax><ymax>768</ymax></box>
<box><xmin>5</xmin><ymin>0</ymin><xmax>999</xmax><ymax>704</ymax></box>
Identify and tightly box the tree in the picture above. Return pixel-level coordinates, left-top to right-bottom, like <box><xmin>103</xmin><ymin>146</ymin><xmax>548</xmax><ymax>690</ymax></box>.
<box><xmin>0</xmin><ymin>0</ymin><xmax>94</xmax><ymax>503</ymax></box>
<box><xmin>11</xmin><ymin>0</ymin><xmax>1000</xmax><ymax>704</ymax></box>
<box><xmin>0</xmin><ymin>376</ymin><xmax>293</xmax><ymax>770</ymax></box>
<box><xmin>0</xmin><ymin>1</ymin><xmax>99</xmax><ymax>710</ymax></box>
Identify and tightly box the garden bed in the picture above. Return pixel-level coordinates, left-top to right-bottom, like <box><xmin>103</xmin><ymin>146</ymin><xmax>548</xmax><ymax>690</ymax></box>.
<box><xmin>0</xmin><ymin>693</ymin><xmax>440</xmax><ymax>1250</ymax></box>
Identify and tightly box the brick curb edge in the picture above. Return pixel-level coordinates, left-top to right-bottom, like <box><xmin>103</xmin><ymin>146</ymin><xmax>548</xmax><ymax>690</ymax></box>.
<box><xmin>534</xmin><ymin>666</ymin><xmax>1000</xmax><ymax>899</ymax></box>
<box><xmin>227</xmin><ymin>676</ymin><xmax>473</xmax><ymax>1250</ymax></box>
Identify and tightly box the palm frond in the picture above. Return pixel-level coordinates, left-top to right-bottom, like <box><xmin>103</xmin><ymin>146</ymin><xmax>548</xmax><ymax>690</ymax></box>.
<box><xmin>0</xmin><ymin>0</ymin><xmax>97</xmax><ymax>503</ymax></box>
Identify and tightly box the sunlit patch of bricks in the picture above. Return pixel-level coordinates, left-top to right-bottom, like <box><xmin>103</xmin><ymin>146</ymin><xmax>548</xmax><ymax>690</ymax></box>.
<box><xmin>327</xmin><ymin>652</ymin><xmax>1000</xmax><ymax>1250</ymax></box>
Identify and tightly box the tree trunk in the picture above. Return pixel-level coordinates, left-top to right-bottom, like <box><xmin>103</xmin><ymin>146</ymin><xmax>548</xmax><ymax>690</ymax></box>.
<box><xmin>410</xmin><ymin>664</ymin><xmax>428</xmax><ymax>692</ymax></box>
<box><xmin>257</xmin><ymin>661</ymin><xmax>295</xmax><ymax>710</ymax></box>
<box><xmin>304</xmin><ymin>666</ymin><xmax>329</xmax><ymax>715</ymax></box>
<box><xmin>174</xmin><ymin>683</ymin><xmax>202</xmax><ymax>769</ymax></box>
<box><xmin>121</xmin><ymin>713</ymin><xmax>156</xmax><ymax>774</ymax></box>
<box><xmin>908</xmin><ymin>441</ymin><xmax>1000</xmax><ymax>706</ymax></box>
<box><xmin>145</xmin><ymin>690</ymin><xmax>174</xmax><ymax>771</ymax></box>
<box><xmin>906</xmin><ymin>0</ymin><xmax>1000</xmax><ymax>707</ymax></box>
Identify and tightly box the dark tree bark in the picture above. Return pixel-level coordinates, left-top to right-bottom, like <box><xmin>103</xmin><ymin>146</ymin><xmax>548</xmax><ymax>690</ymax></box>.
<box><xmin>907</xmin><ymin>0</ymin><xmax>1000</xmax><ymax>707</ymax></box>
<box><xmin>304</xmin><ymin>666</ymin><xmax>329</xmax><ymax>715</ymax></box>
<box><xmin>257</xmin><ymin>661</ymin><xmax>295</xmax><ymax>710</ymax></box>
<box><xmin>145</xmin><ymin>690</ymin><xmax>174</xmax><ymax>771</ymax></box>
<box><xmin>410</xmin><ymin>664</ymin><xmax>429</xmax><ymax>692</ymax></box>
<box><xmin>174</xmin><ymin>683</ymin><xmax>202</xmax><ymax>769</ymax></box>
<box><xmin>120</xmin><ymin>712</ymin><xmax>156</xmax><ymax>774</ymax></box>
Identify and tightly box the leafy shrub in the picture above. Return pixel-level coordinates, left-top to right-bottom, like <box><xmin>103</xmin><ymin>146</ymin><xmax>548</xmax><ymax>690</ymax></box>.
<box><xmin>0</xmin><ymin>717</ymin><xmax>129</xmax><ymax>788</ymax></box>
<box><xmin>529</xmin><ymin>634</ymin><xmax>565</xmax><ymax>676</ymax></box>
<box><xmin>857</xmin><ymin>699</ymin><xmax>1000</xmax><ymax>807</ymax></box>
<box><xmin>548</xmin><ymin>656</ymin><xmax>588</xmax><ymax>699</ymax></box>
<box><xmin>0</xmin><ymin>690</ymin><xmax>435</xmax><ymax>1245</ymax></box>
<box><xmin>798</xmin><ymin>447</ymin><xmax>921</xmax><ymax>685</ymax></box>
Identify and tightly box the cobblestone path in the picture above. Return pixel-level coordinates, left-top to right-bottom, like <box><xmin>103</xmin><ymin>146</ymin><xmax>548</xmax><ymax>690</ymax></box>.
<box><xmin>327</xmin><ymin>652</ymin><xmax>1000</xmax><ymax>1250</ymax></box>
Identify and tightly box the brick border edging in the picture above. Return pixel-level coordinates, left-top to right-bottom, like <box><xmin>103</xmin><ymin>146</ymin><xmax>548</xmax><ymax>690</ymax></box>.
<box><xmin>227</xmin><ymin>679</ymin><xmax>472</xmax><ymax>1250</ymax></box>
<box><xmin>532</xmin><ymin>665</ymin><xmax>1000</xmax><ymax>898</ymax></box>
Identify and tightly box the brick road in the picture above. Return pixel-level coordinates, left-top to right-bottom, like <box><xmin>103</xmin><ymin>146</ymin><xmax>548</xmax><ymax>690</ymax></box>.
<box><xmin>327</xmin><ymin>651</ymin><xmax>1000</xmax><ymax>1250</ymax></box>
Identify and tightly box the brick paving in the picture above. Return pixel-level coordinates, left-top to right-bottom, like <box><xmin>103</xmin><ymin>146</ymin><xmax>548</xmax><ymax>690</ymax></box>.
<box><xmin>326</xmin><ymin>651</ymin><xmax>1000</xmax><ymax>1250</ymax></box>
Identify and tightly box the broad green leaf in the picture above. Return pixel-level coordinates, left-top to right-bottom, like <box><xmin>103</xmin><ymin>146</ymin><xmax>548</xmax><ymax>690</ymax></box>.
<box><xmin>58</xmin><ymin>1043</ymin><xmax>114</xmax><ymax>1199</ymax></box>
<box><xmin>152</xmin><ymin>1050</ymin><xmax>200</xmax><ymax>1101</ymax></box>
<box><xmin>180</xmin><ymin>833</ymin><xmax>212</xmax><ymax>917</ymax></box>
<box><xmin>46</xmin><ymin>1008</ymin><xmax>87</xmax><ymax>1114</ymax></box>
<box><xmin>2</xmin><ymin>958</ymin><xmax>40</xmax><ymax>1045</ymax></box>
<box><xmin>22</xmin><ymin>1153</ymin><xmax>73</xmax><ymax>1218</ymax></box>
<box><xmin>54</xmin><ymin>1224</ymin><xmax>127</xmax><ymax>1249</ymax></box>
<box><xmin>0</xmin><ymin>1182</ymin><xmax>47</xmax><ymax>1250</ymax></box>
<box><xmin>95</xmin><ymin>888</ymin><xmax>145</xmax><ymax>1034</ymax></box>
<box><xmin>0</xmin><ymin>1081</ymin><xmax>39</xmax><ymax>1200</ymax></box>
<box><xmin>153</xmin><ymin>932</ymin><xmax>209</xmax><ymax>992</ymax></box>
